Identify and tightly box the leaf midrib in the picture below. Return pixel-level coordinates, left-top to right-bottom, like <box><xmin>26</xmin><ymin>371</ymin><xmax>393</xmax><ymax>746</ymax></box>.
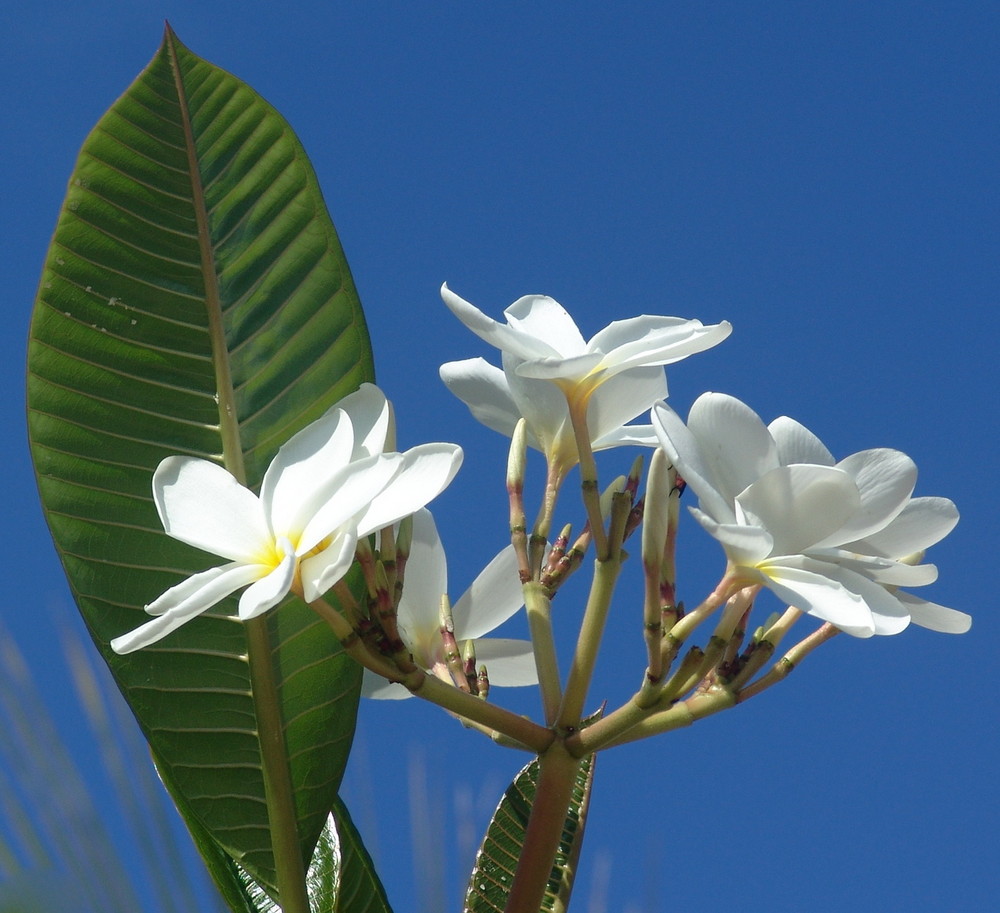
<box><xmin>165</xmin><ymin>26</ymin><xmax>309</xmax><ymax>910</ymax></box>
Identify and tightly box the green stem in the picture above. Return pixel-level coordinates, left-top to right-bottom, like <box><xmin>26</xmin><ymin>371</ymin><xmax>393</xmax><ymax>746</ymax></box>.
<box><xmin>530</xmin><ymin>461</ymin><xmax>565</xmax><ymax>578</ymax></box>
<box><xmin>567</xmin><ymin>398</ymin><xmax>608</xmax><ymax>560</ymax></box>
<box><xmin>573</xmin><ymin>687</ymin><xmax>737</xmax><ymax>752</ymax></box>
<box><xmin>566</xmin><ymin>695</ymin><xmax>651</xmax><ymax>756</ymax></box>
<box><xmin>244</xmin><ymin>617</ymin><xmax>311</xmax><ymax>913</ymax></box>
<box><xmin>410</xmin><ymin>675</ymin><xmax>555</xmax><ymax>753</ymax></box>
<box><xmin>312</xmin><ymin>600</ymin><xmax>553</xmax><ymax>752</ymax></box>
<box><xmin>523</xmin><ymin>582</ymin><xmax>563</xmax><ymax>725</ymax></box>
<box><xmin>738</xmin><ymin>622</ymin><xmax>839</xmax><ymax>701</ymax></box>
<box><xmin>556</xmin><ymin>555</ymin><xmax>622</xmax><ymax>730</ymax></box>
<box><xmin>503</xmin><ymin>742</ymin><xmax>582</xmax><ymax>913</ymax></box>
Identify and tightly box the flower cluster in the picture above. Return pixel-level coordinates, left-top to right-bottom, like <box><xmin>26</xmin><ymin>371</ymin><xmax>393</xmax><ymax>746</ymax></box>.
<box><xmin>439</xmin><ymin>285</ymin><xmax>966</xmax><ymax>640</ymax></box>
<box><xmin>114</xmin><ymin>282</ymin><xmax>966</xmax><ymax>691</ymax></box>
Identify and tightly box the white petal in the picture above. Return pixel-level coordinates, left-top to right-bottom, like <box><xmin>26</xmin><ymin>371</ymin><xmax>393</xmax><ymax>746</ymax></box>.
<box><xmin>112</xmin><ymin>563</ymin><xmax>261</xmax><ymax>653</ymax></box>
<box><xmin>762</xmin><ymin>557</ymin><xmax>913</xmax><ymax>636</ymax></box>
<box><xmin>756</xmin><ymin>560</ymin><xmax>875</xmax><ymax>637</ymax></box>
<box><xmin>336</xmin><ymin>384</ymin><xmax>392</xmax><ymax>458</ymax></box>
<box><xmin>687</xmin><ymin>393</ymin><xmax>780</xmax><ymax>504</ymax></box>
<box><xmin>441</xmin><ymin>284</ymin><xmax>563</xmax><ymax>360</ymax></box>
<box><xmin>820</xmin><ymin>449</ymin><xmax>917</xmax><ymax>545</ymax></box>
<box><xmin>896</xmin><ymin>591</ymin><xmax>971</xmax><ymax>634</ymax></box>
<box><xmin>587</xmin><ymin>316</ymin><xmax>732</xmax><ymax>374</ymax></box>
<box><xmin>452</xmin><ymin>545</ymin><xmax>524</xmax><ymax>640</ymax></box>
<box><xmin>651</xmin><ymin>401</ymin><xmax>736</xmax><ymax>523</ymax></box>
<box><xmin>395</xmin><ymin>509</ymin><xmax>449</xmax><ymax>635</ymax></box>
<box><xmin>472</xmin><ymin>639</ymin><xmax>540</xmax><ymax>686</ymax></box>
<box><xmin>361</xmin><ymin>669</ymin><xmax>412</xmax><ymax>700</ymax></box>
<box><xmin>238</xmin><ymin>551</ymin><xmax>296</xmax><ymax>620</ymax></box>
<box><xmin>355</xmin><ymin>443</ymin><xmax>463</xmax><ymax>536</ymax></box>
<box><xmin>807</xmin><ymin>548</ymin><xmax>939</xmax><ymax>586</ymax></box>
<box><xmin>851</xmin><ymin>497</ymin><xmax>959</xmax><ymax>558</ymax></box>
<box><xmin>515</xmin><ymin>351</ymin><xmax>604</xmax><ymax>383</ymax></box>
<box><xmin>688</xmin><ymin>507</ymin><xmax>774</xmax><ymax>566</ymax></box>
<box><xmin>737</xmin><ymin>464</ymin><xmax>861</xmax><ymax>555</ymax></box>
<box><xmin>768</xmin><ymin>416</ymin><xmax>835</xmax><ymax>466</ymax></box>
<box><xmin>592</xmin><ymin>423</ymin><xmax>659</xmax><ymax>451</ymax></box>
<box><xmin>143</xmin><ymin>563</ymin><xmax>242</xmax><ymax>616</ymax></box>
<box><xmin>152</xmin><ymin>457</ymin><xmax>271</xmax><ymax>562</ymax></box>
<box><xmin>300</xmin><ymin>528</ymin><xmax>358</xmax><ymax>602</ymax></box>
<box><xmin>502</xmin><ymin>353</ymin><xmax>576</xmax><ymax>462</ymax></box>
<box><xmin>503</xmin><ymin>294</ymin><xmax>587</xmax><ymax>356</ymax></box>
<box><xmin>111</xmin><ymin>608</ymin><xmax>209</xmax><ymax>654</ymax></box>
<box><xmin>145</xmin><ymin>563</ymin><xmax>263</xmax><ymax>616</ymax></box>
<box><xmin>440</xmin><ymin>358</ymin><xmax>524</xmax><ymax>439</ymax></box>
<box><xmin>260</xmin><ymin>408</ymin><xmax>355</xmax><ymax>540</ymax></box>
<box><xmin>817</xmin><ymin>563</ymin><xmax>912</xmax><ymax>636</ymax></box>
<box><xmin>586</xmin><ymin>366</ymin><xmax>667</xmax><ymax>443</ymax></box>
<box><xmin>298</xmin><ymin>453</ymin><xmax>403</xmax><ymax>553</ymax></box>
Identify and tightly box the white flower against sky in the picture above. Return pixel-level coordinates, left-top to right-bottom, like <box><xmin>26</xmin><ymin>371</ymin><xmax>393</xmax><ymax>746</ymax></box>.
<box><xmin>111</xmin><ymin>385</ymin><xmax>463</xmax><ymax>654</ymax></box>
<box><xmin>362</xmin><ymin>509</ymin><xmax>538</xmax><ymax>699</ymax></box>
<box><xmin>768</xmin><ymin>415</ymin><xmax>969</xmax><ymax>634</ymax></box>
<box><xmin>652</xmin><ymin>393</ymin><xmax>965</xmax><ymax>637</ymax></box>
<box><xmin>439</xmin><ymin>284</ymin><xmax>731</xmax><ymax>475</ymax></box>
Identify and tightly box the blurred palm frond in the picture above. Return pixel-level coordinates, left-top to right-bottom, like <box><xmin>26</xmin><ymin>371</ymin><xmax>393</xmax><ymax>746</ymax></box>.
<box><xmin>0</xmin><ymin>615</ymin><xmax>228</xmax><ymax>913</ymax></box>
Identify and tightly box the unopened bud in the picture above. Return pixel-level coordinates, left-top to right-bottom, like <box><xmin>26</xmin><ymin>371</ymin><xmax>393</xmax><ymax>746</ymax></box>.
<box><xmin>439</xmin><ymin>596</ymin><xmax>471</xmax><ymax>693</ymax></box>
<box><xmin>625</xmin><ymin>454</ymin><xmax>645</xmax><ymax>498</ymax></box>
<box><xmin>439</xmin><ymin>595</ymin><xmax>455</xmax><ymax>635</ymax></box>
<box><xmin>384</xmin><ymin>399</ymin><xmax>397</xmax><ymax>452</ymax></box>
<box><xmin>507</xmin><ymin>419</ymin><xmax>528</xmax><ymax>494</ymax></box>
<box><xmin>462</xmin><ymin>638</ymin><xmax>477</xmax><ymax>675</ymax></box>
<box><xmin>354</xmin><ymin>536</ymin><xmax>378</xmax><ymax>599</ymax></box>
<box><xmin>600</xmin><ymin>475</ymin><xmax>627</xmax><ymax>520</ymax></box>
<box><xmin>755</xmin><ymin>612</ymin><xmax>781</xmax><ymax>643</ymax></box>
<box><xmin>396</xmin><ymin>514</ymin><xmax>413</xmax><ymax>561</ymax></box>
<box><xmin>642</xmin><ymin>449</ymin><xmax>670</xmax><ymax>571</ymax></box>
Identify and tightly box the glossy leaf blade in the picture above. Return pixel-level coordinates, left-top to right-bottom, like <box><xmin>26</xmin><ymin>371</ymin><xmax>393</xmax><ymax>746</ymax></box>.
<box><xmin>463</xmin><ymin>754</ymin><xmax>596</xmax><ymax>913</ymax></box>
<box><xmin>26</xmin><ymin>28</ymin><xmax>374</xmax><ymax>894</ymax></box>
<box><xmin>307</xmin><ymin>800</ymin><xmax>394</xmax><ymax>913</ymax></box>
<box><xmin>220</xmin><ymin>803</ymin><xmax>394</xmax><ymax>913</ymax></box>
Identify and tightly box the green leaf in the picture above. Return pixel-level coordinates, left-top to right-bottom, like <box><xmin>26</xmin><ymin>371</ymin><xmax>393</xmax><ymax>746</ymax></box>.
<box><xmin>153</xmin><ymin>749</ymin><xmax>267</xmax><ymax>913</ymax></box>
<box><xmin>165</xmin><ymin>793</ymin><xmax>393</xmax><ymax>913</ymax></box>
<box><xmin>26</xmin><ymin>26</ymin><xmax>375</xmax><ymax>897</ymax></box>
<box><xmin>462</xmin><ymin>754</ymin><xmax>596</xmax><ymax>913</ymax></box>
<box><xmin>306</xmin><ymin>800</ymin><xmax>394</xmax><ymax>913</ymax></box>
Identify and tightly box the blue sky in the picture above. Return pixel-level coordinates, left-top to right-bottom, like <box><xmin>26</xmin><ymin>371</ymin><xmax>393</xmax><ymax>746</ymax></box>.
<box><xmin>4</xmin><ymin>2</ymin><xmax>998</xmax><ymax>911</ymax></box>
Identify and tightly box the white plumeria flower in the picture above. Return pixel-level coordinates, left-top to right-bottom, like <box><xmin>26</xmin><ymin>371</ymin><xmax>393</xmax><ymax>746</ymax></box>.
<box><xmin>768</xmin><ymin>415</ymin><xmax>969</xmax><ymax>634</ymax></box>
<box><xmin>111</xmin><ymin>385</ymin><xmax>463</xmax><ymax>654</ymax></box>
<box><xmin>652</xmin><ymin>393</ymin><xmax>964</xmax><ymax>637</ymax></box>
<box><xmin>440</xmin><ymin>284</ymin><xmax>731</xmax><ymax>475</ymax></box>
<box><xmin>362</xmin><ymin>509</ymin><xmax>538</xmax><ymax>699</ymax></box>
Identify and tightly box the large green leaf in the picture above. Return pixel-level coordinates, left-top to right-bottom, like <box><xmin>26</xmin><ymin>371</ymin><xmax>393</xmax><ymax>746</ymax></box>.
<box><xmin>161</xmin><ymin>752</ymin><xmax>392</xmax><ymax>913</ymax></box>
<box><xmin>26</xmin><ymin>27</ymin><xmax>375</xmax><ymax>896</ymax></box>
<box><xmin>303</xmin><ymin>800</ymin><xmax>394</xmax><ymax>913</ymax></box>
<box><xmin>232</xmin><ymin>803</ymin><xmax>395</xmax><ymax>913</ymax></box>
<box><xmin>463</xmin><ymin>754</ymin><xmax>596</xmax><ymax>913</ymax></box>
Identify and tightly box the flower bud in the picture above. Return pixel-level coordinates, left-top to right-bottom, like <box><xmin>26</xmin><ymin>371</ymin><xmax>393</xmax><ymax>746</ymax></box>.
<box><xmin>642</xmin><ymin>449</ymin><xmax>671</xmax><ymax>572</ymax></box>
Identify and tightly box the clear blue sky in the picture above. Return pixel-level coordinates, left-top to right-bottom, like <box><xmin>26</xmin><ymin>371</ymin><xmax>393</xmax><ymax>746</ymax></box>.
<box><xmin>4</xmin><ymin>2</ymin><xmax>997</xmax><ymax>911</ymax></box>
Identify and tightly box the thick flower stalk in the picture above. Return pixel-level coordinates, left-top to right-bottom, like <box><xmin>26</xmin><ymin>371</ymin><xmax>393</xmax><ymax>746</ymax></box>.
<box><xmin>111</xmin><ymin>385</ymin><xmax>463</xmax><ymax>654</ymax></box>
<box><xmin>652</xmin><ymin>393</ymin><xmax>967</xmax><ymax>637</ymax></box>
<box><xmin>362</xmin><ymin>509</ymin><xmax>538</xmax><ymax>699</ymax></box>
<box><xmin>439</xmin><ymin>283</ymin><xmax>732</xmax><ymax>479</ymax></box>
